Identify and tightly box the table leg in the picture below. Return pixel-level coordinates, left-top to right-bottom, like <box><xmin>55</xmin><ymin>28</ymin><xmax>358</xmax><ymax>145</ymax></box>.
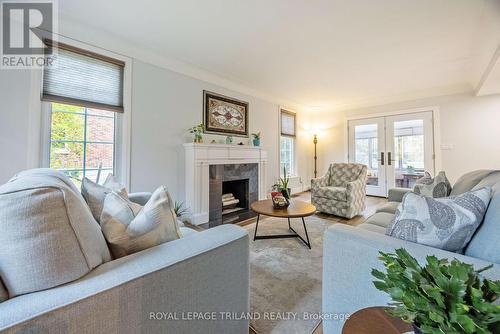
<box><xmin>253</xmin><ymin>214</ymin><xmax>260</xmax><ymax>241</ymax></box>
<box><xmin>301</xmin><ymin>217</ymin><xmax>311</xmax><ymax>249</ymax></box>
<box><xmin>287</xmin><ymin>217</ymin><xmax>291</xmax><ymax>230</ymax></box>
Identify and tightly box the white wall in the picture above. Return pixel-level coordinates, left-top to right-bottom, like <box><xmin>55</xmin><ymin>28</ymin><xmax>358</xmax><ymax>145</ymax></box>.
<box><xmin>0</xmin><ymin>33</ymin><xmax>313</xmax><ymax>200</ymax></box>
<box><xmin>130</xmin><ymin>59</ymin><xmax>284</xmax><ymax>200</ymax></box>
<box><xmin>0</xmin><ymin>70</ymin><xmax>33</xmax><ymax>181</ymax></box>
<box><xmin>312</xmin><ymin>93</ymin><xmax>500</xmax><ymax>183</ymax></box>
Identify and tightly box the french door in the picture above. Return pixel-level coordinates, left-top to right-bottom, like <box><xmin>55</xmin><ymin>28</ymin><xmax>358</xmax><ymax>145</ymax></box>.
<box><xmin>348</xmin><ymin>111</ymin><xmax>434</xmax><ymax>197</ymax></box>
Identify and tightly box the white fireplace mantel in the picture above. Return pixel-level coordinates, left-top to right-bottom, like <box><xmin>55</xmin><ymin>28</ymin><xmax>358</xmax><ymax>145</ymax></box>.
<box><xmin>183</xmin><ymin>143</ymin><xmax>267</xmax><ymax>225</ymax></box>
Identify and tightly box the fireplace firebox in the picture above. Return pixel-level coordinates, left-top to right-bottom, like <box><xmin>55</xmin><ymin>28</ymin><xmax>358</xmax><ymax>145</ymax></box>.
<box><xmin>209</xmin><ymin>164</ymin><xmax>258</xmax><ymax>227</ymax></box>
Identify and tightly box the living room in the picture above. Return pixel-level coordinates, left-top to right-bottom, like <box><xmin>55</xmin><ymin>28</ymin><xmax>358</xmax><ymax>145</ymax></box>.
<box><xmin>1</xmin><ymin>1</ymin><xmax>500</xmax><ymax>334</ymax></box>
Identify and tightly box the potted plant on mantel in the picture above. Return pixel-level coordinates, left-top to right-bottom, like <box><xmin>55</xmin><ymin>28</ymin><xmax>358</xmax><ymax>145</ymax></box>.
<box><xmin>251</xmin><ymin>132</ymin><xmax>261</xmax><ymax>146</ymax></box>
<box><xmin>188</xmin><ymin>123</ymin><xmax>204</xmax><ymax>143</ymax></box>
<box><xmin>372</xmin><ymin>248</ymin><xmax>500</xmax><ymax>334</ymax></box>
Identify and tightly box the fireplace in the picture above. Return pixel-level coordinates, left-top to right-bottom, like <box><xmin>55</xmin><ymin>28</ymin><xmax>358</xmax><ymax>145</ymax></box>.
<box><xmin>209</xmin><ymin>164</ymin><xmax>258</xmax><ymax>227</ymax></box>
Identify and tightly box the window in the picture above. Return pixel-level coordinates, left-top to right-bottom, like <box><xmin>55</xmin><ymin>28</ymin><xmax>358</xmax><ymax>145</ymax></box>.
<box><xmin>354</xmin><ymin>137</ymin><xmax>378</xmax><ymax>170</ymax></box>
<box><xmin>280</xmin><ymin>109</ymin><xmax>296</xmax><ymax>176</ymax></box>
<box><xmin>41</xmin><ymin>41</ymin><xmax>127</xmax><ymax>186</ymax></box>
<box><xmin>49</xmin><ymin>102</ymin><xmax>115</xmax><ymax>186</ymax></box>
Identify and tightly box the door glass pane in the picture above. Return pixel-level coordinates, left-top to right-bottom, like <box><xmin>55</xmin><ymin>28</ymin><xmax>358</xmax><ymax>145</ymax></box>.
<box><xmin>393</xmin><ymin>119</ymin><xmax>425</xmax><ymax>189</ymax></box>
<box><xmin>354</xmin><ymin>124</ymin><xmax>378</xmax><ymax>186</ymax></box>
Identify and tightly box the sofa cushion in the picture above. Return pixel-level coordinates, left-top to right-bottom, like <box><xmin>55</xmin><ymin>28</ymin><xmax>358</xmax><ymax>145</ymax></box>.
<box><xmin>450</xmin><ymin>170</ymin><xmax>497</xmax><ymax>196</ymax></box>
<box><xmin>413</xmin><ymin>171</ymin><xmax>451</xmax><ymax>198</ymax></box>
<box><xmin>0</xmin><ymin>169</ymin><xmax>111</xmax><ymax>297</ymax></box>
<box><xmin>376</xmin><ymin>202</ymin><xmax>399</xmax><ymax>214</ymax></box>
<box><xmin>363</xmin><ymin>212</ymin><xmax>394</xmax><ymax>228</ymax></box>
<box><xmin>100</xmin><ymin>186</ymin><xmax>182</xmax><ymax>258</ymax></box>
<box><xmin>315</xmin><ymin>186</ymin><xmax>347</xmax><ymax>201</ymax></box>
<box><xmin>386</xmin><ymin>188</ymin><xmax>491</xmax><ymax>252</ymax></box>
<box><xmin>81</xmin><ymin>175</ymin><xmax>128</xmax><ymax>222</ymax></box>
<box><xmin>179</xmin><ymin>226</ymin><xmax>198</xmax><ymax>237</ymax></box>
<box><xmin>464</xmin><ymin>174</ymin><xmax>500</xmax><ymax>263</ymax></box>
<box><xmin>357</xmin><ymin>223</ymin><xmax>386</xmax><ymax>234</ymax></box>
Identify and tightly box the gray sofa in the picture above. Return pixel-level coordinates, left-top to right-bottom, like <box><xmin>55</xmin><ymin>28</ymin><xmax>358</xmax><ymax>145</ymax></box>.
<box><xmin>0</xmin><ymin>169</ymin><xmax>250</xmax><ymax>334</ymax></box>
<box><xmin>322</xmin><ymin>170</ymin><xmax>500</xmax><ymax>333</ymax></box>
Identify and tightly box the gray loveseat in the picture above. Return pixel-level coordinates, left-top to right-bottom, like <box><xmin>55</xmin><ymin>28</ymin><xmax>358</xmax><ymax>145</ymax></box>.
<box><xmin>322</xmin><ymin>170</ymin><xmax>500</xmax><ymax>333</ymax></box>
<box><xmin>0</xmin><ymin>169</ymin><xmax>250</xmax><ymax>334</ymax></box>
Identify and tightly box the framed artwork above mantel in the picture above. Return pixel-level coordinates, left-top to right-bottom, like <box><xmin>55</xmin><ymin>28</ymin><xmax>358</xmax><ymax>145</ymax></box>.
<box><xmin>203</xmin><ymin>90</ymin><xmax>249</xmax><ymax>137</ymax></box>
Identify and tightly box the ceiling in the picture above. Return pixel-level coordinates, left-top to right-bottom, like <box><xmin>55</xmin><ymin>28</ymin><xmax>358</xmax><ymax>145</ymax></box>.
<box><xmin>59</xmin><ymin>0</ymin><xmax>500</xmax><ymax>111</ymax></box>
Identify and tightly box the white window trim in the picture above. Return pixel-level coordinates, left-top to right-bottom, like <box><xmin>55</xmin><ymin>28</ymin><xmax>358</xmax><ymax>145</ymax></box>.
<box><xmin>34</xmin><ymin>35</ymin><xmax>132</xmax><ymax>189</ymax></box>
<box><xmin>280</xmin><ymin>135</ymin><xmax>296</xmax><ymax>177</ymax></box>
<box><xmin>278</xmin><ymin>107</ymin><xmax>298</xmax><ymax>178</ymax></box>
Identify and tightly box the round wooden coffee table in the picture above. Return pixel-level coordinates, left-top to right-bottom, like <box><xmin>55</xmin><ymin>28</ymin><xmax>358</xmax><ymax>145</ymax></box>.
<box><xmin>342</xmin><ymin>307</ymin><xmax>412</xmax><ymax>334</ymax></box>
<box><xmin>250</xmin><ymin>199</ymin><xmax>316</xmax><ymax>249</ymax></box>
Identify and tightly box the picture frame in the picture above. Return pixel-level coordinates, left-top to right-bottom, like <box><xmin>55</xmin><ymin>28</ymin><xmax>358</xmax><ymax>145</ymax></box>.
<box><xmin>203</xmin><ymin>90</ymin><xmax>249</xmax><ymax>137</ymax></box>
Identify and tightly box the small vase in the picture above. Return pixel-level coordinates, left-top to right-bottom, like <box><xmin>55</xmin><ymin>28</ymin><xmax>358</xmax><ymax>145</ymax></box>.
<box><xmin>280</xmin><ymin>188</ymin><xmax>290</xmax><ymax>199</ymax></box>
<box><xmin>194</xmin><ymin>135</ymin><xmax>203</xmax><ymax>143</ymax></box>
<box><xmin>253</xmin><ymin>138</ymin><xmax>260</xmax><ymax>146</ymax></box>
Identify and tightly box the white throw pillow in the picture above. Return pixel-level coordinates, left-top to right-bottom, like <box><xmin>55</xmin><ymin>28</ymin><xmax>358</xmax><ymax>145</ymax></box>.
<box><xmin>100</xmin><ymin>185</ymin><xmax>182</xmax><ymax>258</ymax></box>
<box><xmin>81</xmin><ymin>174</ymin><xmax>128</xmax><ymax>222</ymax></box>
<box><xmin>413</xmin><ymin>171</ymin><xmax>452</xmax><ymax>198</ymax></box>
<box><xmin>386</xmin><ymin>187</ymin><xmax>492</xmax><ymax>252</ymax></box>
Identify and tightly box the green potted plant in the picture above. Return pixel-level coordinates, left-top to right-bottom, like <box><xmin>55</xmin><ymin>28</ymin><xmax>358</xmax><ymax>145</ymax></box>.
<box><xmin>273</xmin><ymin>167</ymin><xmax>291</xmax><ymax>199</ymax></box>
<box><xmin>188</xmin><ymin>123</ymin><xmax>204</xmax><ymax>143</ymax></box>
<box><xmin>372</xmin><ymin>248</ymin><xmax>500</xmax><ymax>334</ymax></box>
<box><xmin>251</xmin><ymin>132</ymin><xmax>261</xmax><ymax>146</ymax></box>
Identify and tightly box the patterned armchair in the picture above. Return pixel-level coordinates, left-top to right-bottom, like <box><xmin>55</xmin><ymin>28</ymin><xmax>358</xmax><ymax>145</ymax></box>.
<box><xmin>311</xmin><ymin>163</ymin><xmax>368</xmax><ymax>218</ymax></box>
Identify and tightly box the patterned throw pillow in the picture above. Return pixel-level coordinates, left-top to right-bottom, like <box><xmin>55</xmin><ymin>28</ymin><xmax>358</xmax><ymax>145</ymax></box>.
<box><xmin>81</xmin><ymin>175</ymin><xmax>128</xmax><ymax>222</ymax></box>
<box><xmin>413</xmin><ymin>171</ymin><xmax>452</xmax><ymax>198</ymax></box>
<box><xmin>100</xmin><ymin>185</ymin><xmax>182</xmax><ymax>258</ymax></box>
<box><xmin>386</xmin><ymin>187</ymin><xmax>491</xmax><ymax>252</ymax></box>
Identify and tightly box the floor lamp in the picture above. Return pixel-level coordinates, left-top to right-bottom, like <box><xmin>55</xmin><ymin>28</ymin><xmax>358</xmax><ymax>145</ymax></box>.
<box><xmin>313</xmin><ymin>134</ymin><xmax>318</xmax><ymax>178</ymax></box>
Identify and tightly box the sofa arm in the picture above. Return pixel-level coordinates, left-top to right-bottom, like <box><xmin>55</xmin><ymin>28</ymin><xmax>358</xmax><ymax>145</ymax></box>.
<box><xmin>0</xmin><ymin>225</ymin><xmax>250</xmax><ymax>334</ymax></box>
<box><xmin>322</xmin><ymin>224</ymin><xmax>500</xmax><ymax>334</ymax></box>
<box><xmin>387</xmin><ymin>187</ymin><xmax>412</xmax><ymax>202</ymax></box>
<box><xmin>128</xmin><ymin>192</ymin><xmax>152</xmax><ymax>205</ymax></box>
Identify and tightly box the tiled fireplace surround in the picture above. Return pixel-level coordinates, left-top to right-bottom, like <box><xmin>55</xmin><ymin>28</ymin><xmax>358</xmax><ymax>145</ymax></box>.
<box><xmin>209</xmin><ymin>164</ymin><xmax>258</xmax><ymax>227</ymax></box>
<box><xmin>183</xmin><ymin>143</ymin><xmax>267</xmax><ymax>226</ymax></box>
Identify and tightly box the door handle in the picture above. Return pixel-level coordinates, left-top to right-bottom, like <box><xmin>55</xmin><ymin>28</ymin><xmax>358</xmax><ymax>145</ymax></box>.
<box><xmin>380</xmin><ymin>152</ymin><xmax>384</xmax><ymax>166</ymax></box>
<box><xmin>387</xmin><ymin>152</ymin><xmax>392</xmax><ymax>165</ymax></box>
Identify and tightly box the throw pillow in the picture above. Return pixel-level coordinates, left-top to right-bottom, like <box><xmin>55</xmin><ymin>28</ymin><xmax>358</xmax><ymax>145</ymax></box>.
<box><xmin>0</xmin><ymin>169</ymin><xmax>111</xmax><ymax>297</ymax></box>
<box><xmin>100</xmin><ymin>185</ymin><xmax>182</xmax><ymax>258</ymax></box>
<box><xmin>386</xmin><ymin>187</ymin><xmax>492</xmax><ymax>252</ymax></box>
<box><xmin>81</xmin><ymin>174</ymin><xmax>128</xmax><ymax>222</ymax></box>
<box><xmin>413</xmin><ymin>171</ymin><xmax>452</xmax><ymax>198</ymax></box>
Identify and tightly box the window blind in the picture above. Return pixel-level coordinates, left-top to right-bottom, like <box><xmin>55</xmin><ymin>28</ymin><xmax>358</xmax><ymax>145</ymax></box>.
<box><xmin>281</xmin><ymin>109</ymin><xmax>296</xmax><ymax>137</ymax></box>
<box><xmin>42</xmin><ymin>42</ymin><xmax>125</xmax><ymax>112</ymax></box>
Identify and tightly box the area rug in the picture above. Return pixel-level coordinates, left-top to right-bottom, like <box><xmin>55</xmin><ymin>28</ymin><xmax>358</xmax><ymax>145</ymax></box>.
<box><xmin>243</xmin><ymin>215</ymin><xmax>337</xmax><ymax>334</ymax></box>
